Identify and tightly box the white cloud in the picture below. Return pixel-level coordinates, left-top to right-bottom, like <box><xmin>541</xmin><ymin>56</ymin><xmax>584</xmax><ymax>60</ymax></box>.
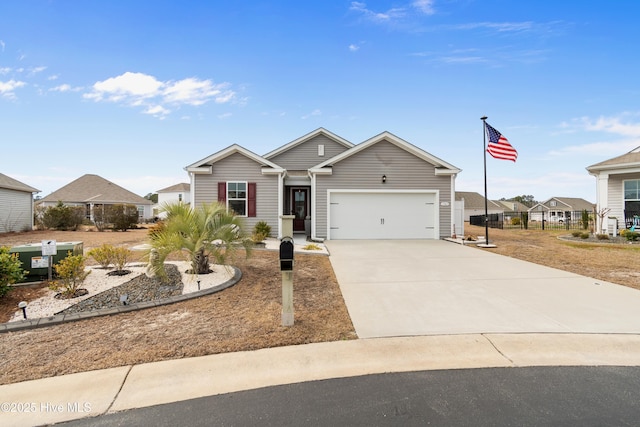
<box><xmin>0</xmin><ymin>79</ymin><xmax>26</xmax><ymax>98</ymax></box>
<box><xmin>412</xmin><ymin>0</ymin><xmax>435</xmax><ymax>15</ymax></box>
<box><xmin>349</xmin><ymin>44</ymin><xmax>360</xmax><ymax>52</ymax></box>
<box><xmin>350</xmin><ymin>1</ymin><xmax>406</xmax><ymax>24</ymax></box>
<box><xmin>83</xmin><ymin>72</ymin><xmax>236</xmax><ymax>117</ymax></box>
<box><xmin>144</xmin><ymin>105</ymin><xmax>170</xmax><ymax>116</ymax></box>
<box><xmin>0</xmin><ymin>40</ymin><xmax>4</xmax><ymax>52</ymax></box>
<box><xmin>301</xmin><ymin>109</ymin><xmax>322</xmax><ymax>119</ymax></box>
<box><xmin>50</xmin><ymin>84</ymin><xmax>71</xmax><ymax>92</ymax></box>
<box><xmin>48</xmin><ymin>74</ymin><xmax>60</xmax><ymax>81</ymax></box>
<box><xmin>0</xmin><ymin>67</ymin><xmax>11</xmax><ymax>74</ymax></box>
<box><xmin>218</xmin><ymin>112</ymin><xmax>232</xmax><ymax>119</ymax></box>
<box><xmin>580</xmin><ymin>114</ymin><xmax>640</xmax><ymax>137</ymax></box>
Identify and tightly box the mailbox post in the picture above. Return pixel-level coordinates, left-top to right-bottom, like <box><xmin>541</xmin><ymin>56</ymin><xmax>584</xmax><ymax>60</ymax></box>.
<box><xmin>280</xmin><ymin>215</ymin><xmax>295</xmax><ymax>326</ymax></box>
<box><xmin>280</xmin><ymin>236</ymin><xmax>294</xmax><ymax>326</ymax></box>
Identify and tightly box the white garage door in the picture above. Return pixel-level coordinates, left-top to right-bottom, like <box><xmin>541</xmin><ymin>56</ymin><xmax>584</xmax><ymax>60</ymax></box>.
<box><xmin>329</xmin><ymin>191</ymin><xmax>437</xmax><ymax>239</ymax></box>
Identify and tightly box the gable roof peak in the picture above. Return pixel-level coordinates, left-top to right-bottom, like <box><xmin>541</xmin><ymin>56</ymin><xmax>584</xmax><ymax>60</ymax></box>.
<box><xmin>263</xmin><ymin>128</ymin><xmax>354</xmax><ymax>160</ymax></box>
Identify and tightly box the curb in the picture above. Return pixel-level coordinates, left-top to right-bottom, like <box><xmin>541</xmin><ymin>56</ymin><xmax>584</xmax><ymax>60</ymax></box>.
<box><xmin>0</xmin><ymin>267</ymin><xmax>242</xmax><ymax>334</ymax></box>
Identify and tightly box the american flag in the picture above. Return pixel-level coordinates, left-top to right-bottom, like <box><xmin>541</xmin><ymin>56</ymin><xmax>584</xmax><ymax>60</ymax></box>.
<box><xmin>485</xmin><ymin>122</ymin><xmax>517</xmax><ymax>162</ymax></box>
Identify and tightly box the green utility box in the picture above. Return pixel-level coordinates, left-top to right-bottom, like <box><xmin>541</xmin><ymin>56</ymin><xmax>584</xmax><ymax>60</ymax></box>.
<box><xmin>9</xmin><ymin>241</ymin><xmax>84</xmax><ymax>282</ymax></box>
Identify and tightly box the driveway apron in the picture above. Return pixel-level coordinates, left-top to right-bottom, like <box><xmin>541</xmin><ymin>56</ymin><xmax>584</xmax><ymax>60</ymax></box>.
<box><xmin>325</xmin><ymin>240</ymin><xmax>640</xmax><ymax>339</ymax></box>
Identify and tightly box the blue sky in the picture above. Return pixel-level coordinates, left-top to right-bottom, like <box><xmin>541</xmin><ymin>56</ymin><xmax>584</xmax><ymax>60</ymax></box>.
<box><xmin>2</xmin><ymin>1</ymin><xmax>639</xmax><ymax>203</ymax></box>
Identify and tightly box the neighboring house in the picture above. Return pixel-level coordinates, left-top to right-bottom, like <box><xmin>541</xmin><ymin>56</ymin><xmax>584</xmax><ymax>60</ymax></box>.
<box><xmin>493</xmin><ymin>199</ymin><xmax>530</xmax><ymax>213</ymax></box>
<box><xmin>155</xmin><ymin>183</ymin><xmax>190</xmax><ymax>218</ymax></box>
<box><xmin>0</xmin><ymin>173</ymin><xmax>40</xmax><ymax>233</ymax></box>
<box><xmin>38</xmin><ymin>174</ymin><xmax>153</xmax><ymax>221</ymax></box>
<box><xmin>186</xmin><ymin>128</ymin><xmax>461</xmax><ymax>240</ymax></box>
<box><xmin>528</xmin><ymin>197</ymin><xmax>594</xmax><ymax>223</ymax></box>
<box><xmin>587</xmin><ymin>146</ymin><xmax>640</xmax><ymax>232</ymax></box>
<box><xmin>455</xmin><ymin>191</ymin><xmax>503</xmax><ymax>221</ymax></box>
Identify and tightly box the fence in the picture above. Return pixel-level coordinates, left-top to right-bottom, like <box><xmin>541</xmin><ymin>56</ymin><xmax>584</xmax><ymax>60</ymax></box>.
<box><xmin>470</xmin><ymin>211</ymin><xmax>594</xmax><ymax>231</ymax></box>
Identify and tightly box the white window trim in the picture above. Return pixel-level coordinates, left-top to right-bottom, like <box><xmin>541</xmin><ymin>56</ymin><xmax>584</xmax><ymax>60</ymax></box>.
<box><xmin>227</xmin><ymin>180</ymin><xmax>248</xmax><ymax>217</ymax></box>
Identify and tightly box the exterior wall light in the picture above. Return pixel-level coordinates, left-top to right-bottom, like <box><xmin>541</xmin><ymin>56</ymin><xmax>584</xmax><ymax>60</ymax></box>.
<box><xmin>382</xmin><ymin>175</ymin><xmax>387</xmax><ymax>183</ymax></box>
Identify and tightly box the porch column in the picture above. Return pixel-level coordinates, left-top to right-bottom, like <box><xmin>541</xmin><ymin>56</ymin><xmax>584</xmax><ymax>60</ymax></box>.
<box><xmin>596</xmin><ymin>172</ymin><xmax>609</xmax><ymax>233</ymax></box>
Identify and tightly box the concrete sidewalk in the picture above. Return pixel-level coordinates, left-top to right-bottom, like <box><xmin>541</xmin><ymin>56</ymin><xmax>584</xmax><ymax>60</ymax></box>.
<box><xmin>2</xmin><ymin>334</ymin><xmax>640</xmax><ymax>426</ymax></box>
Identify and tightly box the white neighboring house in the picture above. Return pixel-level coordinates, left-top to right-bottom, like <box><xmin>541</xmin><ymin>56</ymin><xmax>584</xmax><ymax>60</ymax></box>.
<box><xmin>587</xmin><ymin>147</ymin><xmax>640</xmax><ymax>233</ymax></box>
<box><xmin>155</xmin><ymin>183</ymin><xmax>190</xmax><ymax>218</ymax></box>
<box><xmin>0</xmin><ymin>173</ymin><xmax>40</xmax><ymax>233</ymax></box>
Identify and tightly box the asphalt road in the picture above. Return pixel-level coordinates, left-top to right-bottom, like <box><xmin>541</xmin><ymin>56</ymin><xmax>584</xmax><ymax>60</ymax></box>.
<box><xmin>59</xmin><ymin>366</ymin><xmax>640</xmax><ymax>426</ymax></box>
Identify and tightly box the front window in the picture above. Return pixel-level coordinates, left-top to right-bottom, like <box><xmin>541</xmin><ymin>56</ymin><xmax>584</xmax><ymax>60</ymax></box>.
<box><xmin>624</xmin><ymin>180</ymin><xmax>640</xmax><ymax>220</ymax></box>
<box><xmin>227</xmin><ymin>181</ymin><xmax>247</xmax><ymax>216</ymax></box>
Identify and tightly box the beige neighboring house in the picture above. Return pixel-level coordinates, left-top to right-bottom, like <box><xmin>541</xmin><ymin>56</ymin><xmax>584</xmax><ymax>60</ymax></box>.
<box><xmin>0</xmin><ymin>173</ymin><xmax>40</xmax><ymax>233</ymax></box>
<box><xmin>38</xmin><ymin>174</ymin><xmax>153</xmax><ymax>221</ymax></box>
<box><xmin>587</xmin><ymin>146</ymin><xmax>640</xmax><ymax>233</ymax></box>
<box><xmin>155</xmin><ymin>183</ymin><xmax>190</xmax><ymax>218</ymax></box>
<box><xmin>528</xmin><ymin>197</ymin><xmax>594</xmax><ymax>223</ymax></box>
<box><xmin>455</xmin><ymin>191</ymin><xmax>503</xmax><ymax>221</ymax></box>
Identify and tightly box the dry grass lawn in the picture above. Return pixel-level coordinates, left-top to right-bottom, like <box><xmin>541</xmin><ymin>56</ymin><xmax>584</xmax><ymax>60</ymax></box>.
<box><xmin>1</xmin><ymin>224</ymin><xmax>640</xmax><ymax>385</ymax></box>
<box><xmin>0</xmin><ymin>228</ymin><xmax>355</xmax><ymax>385</ymax></box>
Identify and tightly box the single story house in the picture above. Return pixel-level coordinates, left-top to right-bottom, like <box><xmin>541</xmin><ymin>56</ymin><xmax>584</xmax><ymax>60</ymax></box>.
<box><xmin>0</xmin><ymin>173</ymin><xmax>40</xmax><ymax>233</ymax></box>
<box><xmin>455</xmin><ymin>191</ymin><xmax>503</xmax><ymax>222</ymax></box>
<box><xmin>528</xmin><ymin>197</ymin><xmax>594</xmax><ymax>223</ymax></box>
<box><xmin>587</xmin><ymin>146</ymin><xmax>640</xmax><ymax>232</ymax></box>
<box><xmin>155</xmin><ymin>182</ymin><xmax>190</xmax><ymax>218</ymax></box>
<box><xmin>38</xmin><ymin>174</ymin><xmax>153</xmax><ymax>221</ymax></box>
<box><xmin>186</xmin><ymin>128</ymin><xmax>461</xmax><ymax>240</ymax></box>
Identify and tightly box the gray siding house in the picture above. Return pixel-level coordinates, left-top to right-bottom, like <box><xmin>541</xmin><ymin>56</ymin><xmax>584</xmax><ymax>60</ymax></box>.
<box><xmin>0</xmin><ymin>173</ymin><xmax>40</xmax><ymax>233</ymax></box>
<box><xmin>186</xmin><ymin>128</ymin><xmax>461</xmax><ymax>240</ymax></box>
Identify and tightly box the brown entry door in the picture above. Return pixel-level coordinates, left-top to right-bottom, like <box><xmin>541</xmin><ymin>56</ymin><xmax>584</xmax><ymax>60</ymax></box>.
<box><xmin>291</xmin><ymin>188</ymin><xmax>308</xmax><ymax>232</ymax></box>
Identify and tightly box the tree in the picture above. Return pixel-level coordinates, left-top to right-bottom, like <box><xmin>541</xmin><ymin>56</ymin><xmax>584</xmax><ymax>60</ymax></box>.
<box><xmin>107</xmin><ymin>204</ymin><xmax>140</xmax><ymax>231</ymax></box>
<box><xmin>503</xmin><ymin>195</ymin><xmax>536</xmax><ymax>208</ymax></box>
<box><xmin>147</xmin><ymin>202</ymin><xmax>252</xmax><ymax>278</ymax></box>
<box><xmin>41</xmin><ymin>201</ymin><xmax>85</xmax><ymax>230</ymax></box>
<box><xmin>144</xmin><ymin>193</ymin><xmax>158</xmax><ymax>203</ymax></box>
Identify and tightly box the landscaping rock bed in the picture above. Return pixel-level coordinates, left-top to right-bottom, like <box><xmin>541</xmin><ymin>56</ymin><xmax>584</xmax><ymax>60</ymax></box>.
<box><xmin>56</xmin><ymin>264</ymin><xmax>184</xmax><ymax>315</ymax></box>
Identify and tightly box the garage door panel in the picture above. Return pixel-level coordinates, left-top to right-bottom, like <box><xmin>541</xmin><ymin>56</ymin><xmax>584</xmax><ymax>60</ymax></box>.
<box><xmin>329</xmin><ymin>192</ymin><xmax>437</xmax><ymax>240</ymax></box>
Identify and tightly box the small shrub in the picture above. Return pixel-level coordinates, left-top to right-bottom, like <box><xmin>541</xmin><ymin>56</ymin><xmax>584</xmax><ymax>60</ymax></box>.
<box><xmin>88</xmin><ymin>244</ymin><xmax>115</xmax><ymax>269</ymax></box>
<box><xmin>253</xmin><ymin>221</ymin><xmax>272</xmax><ymax>238</ymax></box>
<box><xmin>302</xmin><ymin>243</ymin><xmax>321</xmax><ymax>251</ymax></box>
<box><xmin>571</xmin><ymin>231</ymin><xmax>582</xmax><ymax>237</ymax></box>
<box><xmin>111</xmin><ymin>246</ymin><xmax>132</xmax><ymax>273</ymax></box>
<box><xmin>0</xmin><ymin>247</ymin><xmax>28</xmax><ymax>298</ymax></box>
<box><xmin>625</xmin><ymin>231</ymin><xmax>639</xmax><ymax>241</ymax></box>
<box><xmin>580</xmin><ymin>232</ymin><xmax>590</xmax><ymax>239</ymax></box>
<box><xmin>49</xmin><ymin>252</ymin><xmax>91</xmax><ymax>298</ymax></box>
<box><xmin>596</xmin><ymin>234</ymin><xmax>609</xmax><ymax>240</ymax></box>
<box><xmin>581</xmin><ymin>209</ymin><xmax>590</xmax><ymax>230</ymax></box>
<box><xmin>107</xmin><ymin>204</ymin><xmax>139</xmax><ymax>231</ymax></box>
<box><xmin>511</xmin><ymin>217</ymin><xmax>521</xmax><ymax>226</ymax></box>
<box><xmin>251</xmin><ymin>232</ymin><xmax>268</xmax><ymax>243</ymax></box>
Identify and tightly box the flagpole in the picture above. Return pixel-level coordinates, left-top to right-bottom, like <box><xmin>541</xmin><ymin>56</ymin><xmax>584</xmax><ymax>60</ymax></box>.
<box><xmin>481</xmin><ymin>116</ymin><xmax>490</xmax><ymax>245</ymax></box>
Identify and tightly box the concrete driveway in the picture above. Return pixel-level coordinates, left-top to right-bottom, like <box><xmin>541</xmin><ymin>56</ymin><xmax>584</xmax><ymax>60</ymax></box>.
<box><xmin>325</xmin><ymin>240</ymin><xmax>640</xmax><ymax>339</ymax></box>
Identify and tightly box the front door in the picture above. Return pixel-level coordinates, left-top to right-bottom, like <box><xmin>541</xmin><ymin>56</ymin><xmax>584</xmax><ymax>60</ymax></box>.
<box><xmin>291</xmin><ymin>188</ymin><xmax>309</xmax><ymax>232</ymax></box>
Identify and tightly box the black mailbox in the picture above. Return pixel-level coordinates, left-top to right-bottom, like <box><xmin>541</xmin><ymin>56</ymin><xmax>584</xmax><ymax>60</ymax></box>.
<box><xmin>279</xmin><ymin>237</ymin><xmax>294</xmax><ymax>271</ymax></box>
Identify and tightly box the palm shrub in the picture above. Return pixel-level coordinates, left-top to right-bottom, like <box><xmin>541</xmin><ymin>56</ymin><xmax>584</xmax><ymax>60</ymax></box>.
<box><xmin>49</xmin><ymin>252</ymin><xmax>91</xmax><ymax>298</ymax></box>
<box><xmin>0</xmin><ymin>246</ymin><xmax>28</xmax><ymax>298</ymax></box>
<box><xmin>147</xmin><ymin>201</ymin><xmax>252</xmax><ymax>279</ymax></box>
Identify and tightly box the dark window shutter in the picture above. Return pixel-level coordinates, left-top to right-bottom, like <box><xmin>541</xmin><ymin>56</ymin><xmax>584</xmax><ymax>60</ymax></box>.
<box><xmin>218</xmin><ymin>182</ymin><xmax>226</xmax><ymax>203</ymax></box>
<box><xmin>248</xmin><ymin>182</ymin><xmax>256</xmax><ymax>217</ymax></box>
